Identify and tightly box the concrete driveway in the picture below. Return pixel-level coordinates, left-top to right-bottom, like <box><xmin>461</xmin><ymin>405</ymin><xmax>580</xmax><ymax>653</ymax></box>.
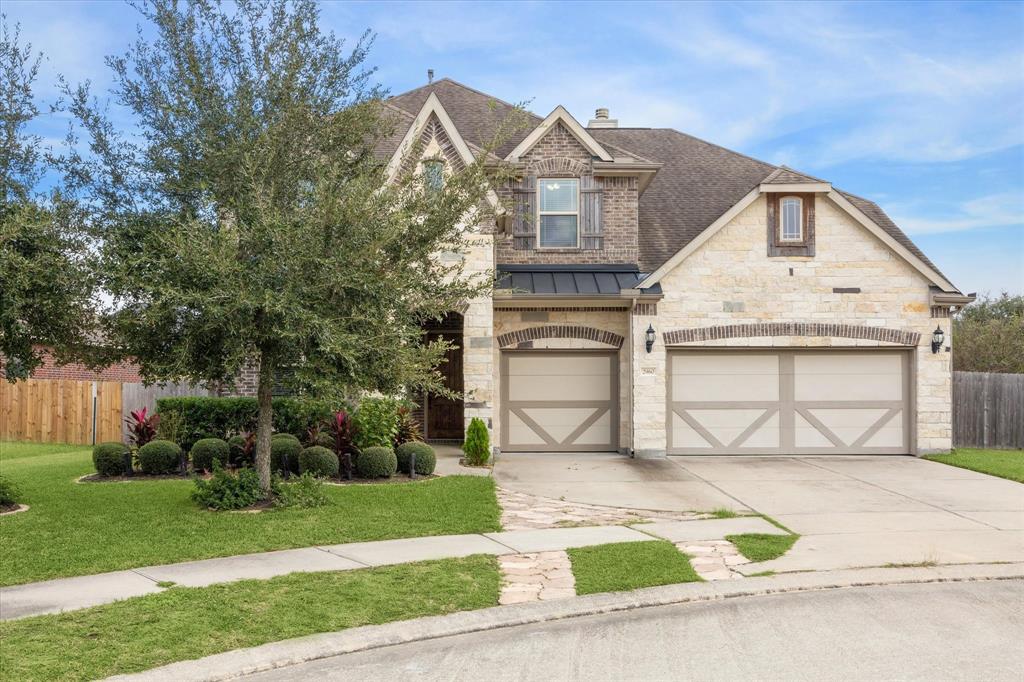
<box><xmin>493</xmin><ymin>453</ymin><xmax>1024</xmax><ymax>571</ymax></box>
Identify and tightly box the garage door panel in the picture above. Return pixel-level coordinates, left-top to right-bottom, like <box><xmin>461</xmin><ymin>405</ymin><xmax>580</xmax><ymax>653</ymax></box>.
<box><xmin>669</xmin><ymin>350</ymin><xmax>910</xmax><ymax>455</ymax></box>
<box><xmin>508</xmin><ymin>373</ymin><xmax>611</xmax><ymax>402</ymax></box>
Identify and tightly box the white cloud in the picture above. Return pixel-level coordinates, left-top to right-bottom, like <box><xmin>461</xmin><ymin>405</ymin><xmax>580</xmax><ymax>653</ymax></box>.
<box><xmin>891</xmin><ymin>192</ymin><xmax>1024</xmax><ymax>235</ymax></box>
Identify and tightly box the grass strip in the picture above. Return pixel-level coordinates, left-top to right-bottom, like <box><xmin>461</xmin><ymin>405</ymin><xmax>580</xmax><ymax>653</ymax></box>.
<box><xmin>924</xmin><ymin>448</ymin><xmax>1023</xmax><ymax>483</ymax></box>
<box><xmin>726</xmin><ymin>533</ymin><xmax>798</xmax><ymax>562</ymax></box>
<box><xmin>568</xmin><ymin>540</ymin><xmax>701</xmax><ymax>595</ymax></box>
<box><xmin>0</xmin><ymin>555</ymin><xmax>500</xmax><ymax>681</ymax></box>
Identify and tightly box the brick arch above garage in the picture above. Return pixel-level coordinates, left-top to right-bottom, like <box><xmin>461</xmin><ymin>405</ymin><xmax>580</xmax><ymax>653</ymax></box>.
<box><xmin>663</xmin><ymin>322</ymin><xmax>921</xmax><ymax>347</ymax></box>
<box><xmin>497</xmin><ymin>325</ymin><xmax>625</xmax><ymax>349</ymax></box>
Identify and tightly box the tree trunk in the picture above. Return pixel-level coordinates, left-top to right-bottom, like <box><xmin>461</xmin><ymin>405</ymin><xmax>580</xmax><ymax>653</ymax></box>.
<box><xmin>255</xmin><ymin>352</ymin><xmax>275</xmax><ymax>495</ymax></box>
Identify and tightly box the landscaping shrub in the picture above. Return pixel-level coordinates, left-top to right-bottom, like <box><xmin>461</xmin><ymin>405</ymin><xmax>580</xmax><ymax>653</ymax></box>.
<box><xmin>352</xmin><ymin>397</ymin><xmax>400</xmax><ymax>450</ymax></box>
<box><xmin>270</xmin><ymin>434</ymin><xmax>302</xmax><ymax>475</ymax></box>
<box><xmin>138</xmin><ymin>440</ymin><xmax>183</xmax><ymax>475</ymax></box>
<box><xmin>329</xmin><ymin>409</ymin><xmax>357</xmax><ymax>479</ymax></box>
<box><xmin>156</xmin><ymin>396</ymin><xmax>344</xmax><ymax>450</ymax></box>
<box><xmin>275</xmin><ymin>473</ymin><xmax>330</xmax><ymax>508</ymax></box>
<box><xmin>191</xmin><ymin>464</ymin><xmax>265</xmax><ymax>511</ymax></box>
<box><xmin>124</xmin><ymin>407</ymin><xmax>160</xmax><ymax>448</ymax></box>
<box><xmin>228</xmin><ymin>433</ymin><xmax>255</xmax><ymax>467</ymax></box>
<box><xmin>394</xmin><ymin>406</ymin><xmax>422</xmax><ymax>447</ymax></box>
<box><xmin>395</xmin><ymin>441</ymin><xmax>436</xmax><ymax>475</ymax></box>
<box><xmin>190</xmin><ymin>438</ymin><xmax>230</xmax><ymax>472</ymax></box>
<box><xmin>92</xmin><ymin>442</ymin><xmax>131</xmax><ymax>477</ymax></box>
<box><xmin>462</xmin><ymin>417</ymin><xmax>490</xmax><ymax>466</ymax></box>
<box><xmin>0</xmin><ymin>475</ymin><xmax>20</xmax><ymax>506</ymax></box>
<box><xmin>155</xmin><ymin>409</ymin><xmax>185</xmax><ymax>446</ymax></box>
<box><xmin>299</xmin><ymin>446</ymin><xmax>340</xmax><ymax>478</ymax></box>
<box><xmin>355</xmin><ymin>446</ymin><xmax>397</xmax><ymax>479</ymax></box>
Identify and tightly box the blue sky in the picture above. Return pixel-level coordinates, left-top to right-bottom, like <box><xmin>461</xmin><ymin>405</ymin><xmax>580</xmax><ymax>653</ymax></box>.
<box><xmin>8</xmin><ymin>0</ymin><xmax>1023</xmax><ymax>294</ymax></box>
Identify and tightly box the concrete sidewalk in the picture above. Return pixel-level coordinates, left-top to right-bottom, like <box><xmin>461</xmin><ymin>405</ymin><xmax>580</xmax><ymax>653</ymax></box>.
<box><xmin>0</xmin><ymin>516</ymin><xmax>784</xmax><ymax>621</ymax></box>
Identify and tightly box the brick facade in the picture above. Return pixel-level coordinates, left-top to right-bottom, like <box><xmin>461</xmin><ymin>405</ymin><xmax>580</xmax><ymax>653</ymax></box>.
<box><xmin>26</xmin><ymin>349</ymin><xmax>141</xmax><ymax>383</ymax></box>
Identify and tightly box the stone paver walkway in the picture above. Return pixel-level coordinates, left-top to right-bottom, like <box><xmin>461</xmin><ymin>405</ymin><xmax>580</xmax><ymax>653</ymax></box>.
<box><xmin>678</xmin><ymin>541</ymin><xmax>749</xmax><ymax>581</ymax></box>
<box><xmin>497</xmin><ymin>487</ymin><xmax>707</xmax><ymax>531</ymax></box>
<box><xmin>498</xmin><ymin>551</ymin><xmax>576</xmax><ymax>605</ymax></box>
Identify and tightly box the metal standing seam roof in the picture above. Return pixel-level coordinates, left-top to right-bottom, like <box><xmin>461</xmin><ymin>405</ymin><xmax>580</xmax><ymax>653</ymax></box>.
<box><xmin>495</xmin><ymin>265</ymin><xmax>662</xmax><ymax>296</ymax></box>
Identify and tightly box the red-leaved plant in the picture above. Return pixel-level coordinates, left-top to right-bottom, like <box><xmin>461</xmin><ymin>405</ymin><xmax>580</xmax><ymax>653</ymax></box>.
<box><xmin>330</xmin><ymin>410</ymin><xmax>356</xmax><ymax>480</ymax></box>
<box><xmin>125</xmin><ymin>407</ymin><xmax>160</xmax><ymax>448</ymax></box>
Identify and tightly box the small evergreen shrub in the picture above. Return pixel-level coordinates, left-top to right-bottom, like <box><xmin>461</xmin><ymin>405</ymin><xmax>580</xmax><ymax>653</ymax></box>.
<box><xmin>462</xmin><ymin>417</ymin><xmax>490</xmax><ymax>466</ymax></box>
<box><xmin>393</xmin><ymin>406</ymin><xmax>422</xmax><ymax>447</ymax></box>
<box><xmin>190</xmin><ymin>438</ymin><xmax>230</xmax><ymax>472</ymax></box>
<box><xmin>92</xmin><ymin>441</ymin><xmax>130</xmax><ymax>477</ymax></box>
<box><xmin>227</xmin><ymin>433</ymin><xmax>255</xmax><ymax>466</ymax></box>
<box><xmin>270</xmin><ymin>434</ymin><xmax>302</xmax><ymax>475</ymax></box>
<box><xmin>191</xmin><ymin>464</ymin><xmax>264</xmax><ymax>510</ymax></box>
<box><xmin>355</xmin><ymin>446</ymin><xmax>397</xmax><ymax>479</ymax></box>
<box><xmin>275</xmin><ymin>473</ymin><xmax>330</xmax><ymax>508</ymax></box>
<box><xmin>138</xmin><ymin>439</ymin><xmax>183</xmax><ymax>475</ymax></box>
<box><xmin>0</xmin><ymin>476</ymin><xmax>20</xmax><ymax>506</ymax></box>
<box><xmin>299</xmin><ymin>446</ymin><xmax>339</xmax><ymax>478</ymax></box>
<box><xmin>314</xmin><ymin>432</ymin><xmax>335</xmax><ymax>448</ymax></box>
<box><xmin>352</xmin><ymin>397</ymin><xmax>400</xmax><ymax>450</ymax></box>
<box><xmin>395</xmin><ymin>441</ymin><xmax>436</xmax><ymax>475</ymax></box>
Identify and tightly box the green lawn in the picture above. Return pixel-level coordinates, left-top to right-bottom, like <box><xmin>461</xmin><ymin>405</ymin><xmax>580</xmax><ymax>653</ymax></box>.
<box><xmin>925</xmin><ymin>448</ymin><xmax>1024</xmax><ymax>483</ymax></box>
<box><xmin>726</xmin><ymin>533</ymin><xmax>799</xmax><ymax>562</ymax></box>
<box><xmin>0</xmin><ymin>556</ymin><xmax>500</xmax><ymax>682</ymax></box>
<box><xmin>0</xmin><ymin>442</ymin><xmax>500</xmax><ymax>586</ymax></box>
<box><xmin>568</xmin><ymin>540</ymin><xmax>701</xmax><ymax>595</ymax></box>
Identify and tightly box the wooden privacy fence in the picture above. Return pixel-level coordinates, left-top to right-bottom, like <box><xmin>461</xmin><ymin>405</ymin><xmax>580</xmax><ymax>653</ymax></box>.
<box><xmin>0</xmin><ymin>378</ymin><xmax>212</xmax><ymax>445</ymax></box>
<box><xmin>953</xmin><ymin>371</ymin><xmax>1024</xmax><ymax>450</ymax></box>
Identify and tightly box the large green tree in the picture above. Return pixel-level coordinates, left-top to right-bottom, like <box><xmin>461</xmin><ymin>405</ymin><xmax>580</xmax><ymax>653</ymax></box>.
<box><xmin>62</xmin><ymin>0</ymin><xmax>520</xmax><ymax>491</ymax></box>
<box><xmin>953</xmin><ymin>293</ymin><xmax>1024</xmax><ymax>374</ymax></box>
<box><xmin>0</xmin><ymin>20</ymin><xmax>96</xmax><ymax>380</ymax></box>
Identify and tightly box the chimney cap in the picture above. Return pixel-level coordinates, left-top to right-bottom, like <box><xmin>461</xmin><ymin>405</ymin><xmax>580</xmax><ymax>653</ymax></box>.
<box><xmin>427</xmin><ymin>69</ymin><xmax>434</xmax><ymax>84</ymax></box>
<box><xmin>594</xmin><ymin>107</ymin><xmax>609</xmax><ymax>119</ymax></box>
<box><xmin>588</xmin><ymin>107</ymin><xmax>618</xmax><ymax>128</ymax></box>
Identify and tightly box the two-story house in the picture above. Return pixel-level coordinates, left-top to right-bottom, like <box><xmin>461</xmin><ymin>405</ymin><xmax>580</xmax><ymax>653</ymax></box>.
<box><xmin>384</xmin><ymin>78</ymin><xmax>973</xmax><ymax>458</ymax></box>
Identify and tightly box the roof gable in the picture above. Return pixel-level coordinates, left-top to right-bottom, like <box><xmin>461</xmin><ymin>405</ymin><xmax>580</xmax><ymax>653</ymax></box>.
<box><xmin>506</xmin><ymin>106</ymin><xmax>613</xmax><ymax>162</ymax></box>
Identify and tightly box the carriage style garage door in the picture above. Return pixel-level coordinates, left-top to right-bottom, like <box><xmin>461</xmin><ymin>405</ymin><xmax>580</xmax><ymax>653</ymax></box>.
<box><xmin>501</xmin><ymin>351</ymin><xmax>618</xmax><ymax>452</ymax></box>
<box><xmin>667</xmin><ymin>350</ymin><xmax>912</xmax><ymax>455</ymax></box>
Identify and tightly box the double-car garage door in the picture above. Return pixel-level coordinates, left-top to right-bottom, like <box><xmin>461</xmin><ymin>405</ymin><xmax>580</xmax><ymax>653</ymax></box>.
<box><xmin>668</xmin><ymin>350</ymin><xmax>912</xmax><ymax>455</ymax></box>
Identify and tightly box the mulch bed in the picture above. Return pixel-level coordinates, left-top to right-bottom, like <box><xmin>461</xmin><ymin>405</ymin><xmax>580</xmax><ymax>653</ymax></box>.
<box><xmin>0</xmin><ymin>503</ymin><xmax>29</xmax><ymax>516</ymax></box>
<box><xmin>321</xmin><ymin>473</ymin><xmax>440</xmax><ymax>486</ymax></box>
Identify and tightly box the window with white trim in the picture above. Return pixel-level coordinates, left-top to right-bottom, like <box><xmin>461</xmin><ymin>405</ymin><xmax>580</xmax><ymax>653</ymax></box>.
<box><xmin>538</xmin><ymin>178</ymin><xmax>579</xmax><ymax>247</ymax></box>
<box><xmin>780</xmin><ymin>196</ymin><xmax>803</xmax><ymax>241</ymax></box>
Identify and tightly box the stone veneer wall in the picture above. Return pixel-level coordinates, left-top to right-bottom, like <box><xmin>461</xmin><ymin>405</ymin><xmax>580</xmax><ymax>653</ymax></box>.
<box><xmin>493</xmin><ymin>122</ymin><xmax>639</xmax><ymax>265</ymax></box>
<box><xmin>632</xmin><ymin>194</ymin><xmax>952</xmax><ymax>457</ymax></box>
<box><xmin>493</xmin><ymin>308</ymin><xmax>631</xmax><ymax>451</ymax></box>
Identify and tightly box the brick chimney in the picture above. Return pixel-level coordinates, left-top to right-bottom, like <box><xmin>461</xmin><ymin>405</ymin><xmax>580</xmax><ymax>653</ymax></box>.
<box><xmin>588</xmin><ymin>107</ymin><xmax>618</xmax><ymax>128</ymax></box>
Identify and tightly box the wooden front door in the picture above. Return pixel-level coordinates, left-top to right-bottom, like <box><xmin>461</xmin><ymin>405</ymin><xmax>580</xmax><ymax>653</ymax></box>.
<box><xmin>426</xmin><ymin>331</ymin><xmax>464</xmax><ymax>440</ymax></box>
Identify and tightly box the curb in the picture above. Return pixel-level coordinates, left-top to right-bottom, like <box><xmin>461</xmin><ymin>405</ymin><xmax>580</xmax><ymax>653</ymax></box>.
<box><xmin>109</xmin><ymin>562</ymin><xmax>1024</xmax><ymax>682</ymax></box>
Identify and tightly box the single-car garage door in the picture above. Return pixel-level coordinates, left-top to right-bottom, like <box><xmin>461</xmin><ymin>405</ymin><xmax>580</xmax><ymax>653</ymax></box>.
<box><xmin>667</xmin><ymin>350</ymin><xmax>911</xmax><ymax>455</ymax></box>
<box><xmin>501</xmin><ymin>351</ymin><xmax>618</xmax><ymax>452</ymax></box>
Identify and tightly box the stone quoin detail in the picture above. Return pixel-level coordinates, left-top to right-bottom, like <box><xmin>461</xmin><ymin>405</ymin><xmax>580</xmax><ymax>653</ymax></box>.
<box><xmin>497</xmin><ymin>325</ymin><xmax>625</xmax><ymax>349</ymax></box>
<box><xmin>663</xmin><ymin>322</ymin><xmax>921</xmax><ymax>347</ymax></box>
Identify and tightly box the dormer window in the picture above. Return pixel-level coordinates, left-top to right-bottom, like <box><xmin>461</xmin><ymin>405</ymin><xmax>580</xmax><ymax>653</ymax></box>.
<box><xmin>424</xmin><ymin>160</ymin><xmax>444</xmax><ymax>193</ymax></box>
<box><xmin>780</xmin><ymin>196</ymin><xmax>803</xmax><ymax>241</ymax></box>
<box><xmin>538</xmin><ymin>178</ymin><xmax>579</xmax><ymax>248</ymax></box>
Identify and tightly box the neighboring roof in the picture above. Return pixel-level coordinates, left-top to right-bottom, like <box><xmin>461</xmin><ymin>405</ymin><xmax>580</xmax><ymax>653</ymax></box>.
<box><xmin>384</xmin><ymin>79</ymin><xmax>950</xmax><ymax>287</ymax></box>
<box><xmin>495</xmin><ymin>264</ymin><xmax>662</xmax><ymax>296</ymax></box>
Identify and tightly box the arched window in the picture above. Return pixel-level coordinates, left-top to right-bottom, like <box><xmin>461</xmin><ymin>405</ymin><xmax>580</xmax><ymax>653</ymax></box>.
<box><xmin>780</xmin><ymin>196</ymin><xmax>803</xmax><ymax>241</ymax></box>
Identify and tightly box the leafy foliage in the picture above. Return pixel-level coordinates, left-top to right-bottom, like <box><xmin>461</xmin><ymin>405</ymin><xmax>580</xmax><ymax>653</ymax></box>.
<box><xmin>355</xmin><ymin>446</ymin><xmax>397</xmax><ymax>479</ymax></box>
<box><xmin>299</xmin><ymin>446</ymin><xmax>340</xmax><ymax>478</ymax></box>
<box><xmin>396</xmin><ymin>441</ymin><xmax>436</xmax><ymax>476</ymax></box>
<box><xmin>394</xmin><ymin>406</ymin><xmax>423</xmax><ymax>447</ymax></box>
<box><xmin>330</xmin><ymin>409</ymin><xmax>357</xmax><ymax>479</ymax></box>
<box><xmin>228</xmin><ymin>432</ymin><xmax>256</xmax><ymax>467</ymax></box>
<box><xmin>190</xmin><ymin>438</ymin><xmax>230</xmax><ymax>473</ymax></box>
<box><xmin>353</xmin><ymin>397</ymin><xmax>402</xmax><ymax>450</ymax></box>
<box><xmin>275</xmin><ymin>473</ymin><xmax>331</xmax><ymax>509</ymax></box>
<box><xmin>0</xmin><ymin>475</ymin><xmax>21</xmax><ymax>506</ymax></box>
<box><xmin>124</xmin><ymin>407</ymin><xmax>160</xmax><ymax>448</ymax></box>
<box><xmin>270</xmin><ymin>434</ymin><xmax>303</xmax><ymax>475</ymax></box>
<box><xmin>953</xmin><ymin>293</ymin><xmax>1024</xmax><ymax>374</ymax></box>
<box><xmin>462</xmin><ymin>417</ymin><xmax>490</xmax><ymax>466</ymax></box>
<box><xmin>92</xmin><ymin>442</ymin><xmax>130</xmax><ymax>477</ymax></box>
<box><xmin>137</xmin><ymin>440</ymin><xmax>183</xmax><ymax>475</ymax></box>
<box><xmin>191</xmin><ymin>464</ymin><xmax>266</xmax><ymax>511</ymax></box>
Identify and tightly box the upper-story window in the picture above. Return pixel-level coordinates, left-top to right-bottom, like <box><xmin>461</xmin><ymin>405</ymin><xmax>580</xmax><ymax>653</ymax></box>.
<box><xmin>780</xmin><ymin>196</ymin><xmax>803</xmax><ymax>241</ymax></box>
<box><xmin>538</xmin><ymin>178</ymin><xmax>579</xmax><ymax>247</ymax></box>
<box><xmin>424</xmin><ymin>160</ymin><xmax>444</xmax><ymax>193</ymax></box>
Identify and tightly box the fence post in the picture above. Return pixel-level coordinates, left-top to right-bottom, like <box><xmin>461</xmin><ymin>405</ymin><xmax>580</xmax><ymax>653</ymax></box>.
<box><xmin>91</xmin><ymin>381</ymin><xmax>98</xmax><ymax>446</ymax></box>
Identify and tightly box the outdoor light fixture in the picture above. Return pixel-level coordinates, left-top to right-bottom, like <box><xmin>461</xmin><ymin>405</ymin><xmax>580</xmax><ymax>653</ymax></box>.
<box><xmin>645</xmin><ymin>324</ymin><xmax>656</xmax><ymax>353</ymax></box>
<box><xmin>931</xmin><ymin>326</ymin><xmax>945</xmax><ymax>354</ymax></box>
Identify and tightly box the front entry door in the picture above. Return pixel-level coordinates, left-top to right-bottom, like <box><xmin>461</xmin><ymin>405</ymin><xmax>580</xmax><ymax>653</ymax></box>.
<box><xmin>425</xmin><ymin>331</ymin><xmax>464</xmax><ymax>440</ymax></box>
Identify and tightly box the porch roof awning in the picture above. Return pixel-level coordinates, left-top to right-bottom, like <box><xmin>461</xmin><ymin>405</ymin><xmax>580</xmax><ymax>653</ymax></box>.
<box><xmin>494</xmin><ymin>264</ymin><xmax>663</xmax><ymax>297</ymax></box>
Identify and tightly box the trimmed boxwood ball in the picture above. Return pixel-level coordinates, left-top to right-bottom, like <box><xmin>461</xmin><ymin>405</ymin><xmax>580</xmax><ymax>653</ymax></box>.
<box><xmin>270</xmin><ymin>435</ymin><xmax>302</xmax><ymax>475</ymax></box>
<box><xmin>299</xmin><ymin>446</ymin><xmax>339</xmax><ymax>478</ymax></box>
<box><xmin>355</xmin><ymin>446</ymin><xmax>397</xmax><ymax>479</ymax></box>
<box><xmin>93</xmin><ymin>442</ymin><xmax>130</xmax><ymax>476</ymax></box>
<box><xmin>395</xmin><ymin>442</ymin><xmax>436</xmax><ymax>475</ymax></box>
<box><xmin>314</xmin><ymin>432</ymin><xmax>335</xmax><ymax>449</ymax></box>
<box><xmin>190</xmin><ymin>438</ymin><xmax>230</xmax><ymax>472</ymax></box>
<box><xmin>138</xmin><ymin>439</ymin><xmax>183</xmax><ymax>475</ymax></box>
<box><xmin>227</xmin><ymin>435</ymin><xmax>252</xmax><ymax>466</ymax></box>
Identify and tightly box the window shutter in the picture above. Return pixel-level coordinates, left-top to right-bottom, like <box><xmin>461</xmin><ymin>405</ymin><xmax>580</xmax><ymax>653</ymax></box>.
<box><xmin>512</xmin><ymin>175</ymin><xmax>536</xmax><ymax>250</ymax></box>
<box><xmin>580</xmin><ymin>175</ymin><xmax>603</xmax><ymax>250</ymax></box>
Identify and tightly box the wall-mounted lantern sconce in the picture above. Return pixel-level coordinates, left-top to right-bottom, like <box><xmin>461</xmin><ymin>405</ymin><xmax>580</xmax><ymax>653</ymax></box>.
<box><xmin>931</xmin><ymin>326</ymin><xmax>945</xmax><ymax>354</ymax></box>
<box><xmin>645</xmin><ymin>324</ymin><xmax>656</xmax><ymax>353</ymax></box>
